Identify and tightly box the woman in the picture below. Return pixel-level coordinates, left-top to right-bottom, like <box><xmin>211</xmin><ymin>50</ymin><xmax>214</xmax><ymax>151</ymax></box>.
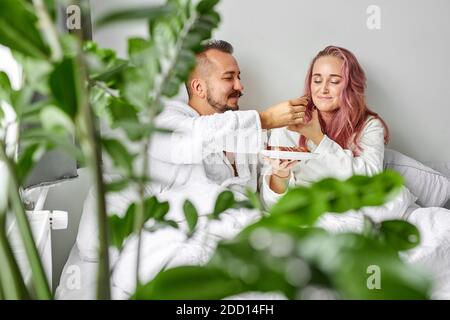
<box><xmin>261</xmin><ymin>45</ymin><xmax>390</xmax><ymax>208</ymax></box>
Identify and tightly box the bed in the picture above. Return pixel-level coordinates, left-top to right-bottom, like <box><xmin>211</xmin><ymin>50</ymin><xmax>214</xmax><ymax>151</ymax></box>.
<box><xmin>55</xmin><ymin>150</ymin><xmax>450</xmax><ymax>300</ymax></box>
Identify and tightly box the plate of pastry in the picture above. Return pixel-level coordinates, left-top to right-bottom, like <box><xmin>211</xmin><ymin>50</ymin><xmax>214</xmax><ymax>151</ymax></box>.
<box><xmin>260</xmin><ymin>149</ymin><xmax>318</xmax><ymax>161</ymax></box>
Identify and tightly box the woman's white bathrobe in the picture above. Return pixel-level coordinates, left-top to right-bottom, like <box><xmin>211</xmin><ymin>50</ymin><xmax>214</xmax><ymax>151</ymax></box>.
<box><xmin>261</xmin><ymin>117</ymin><xmax>387</xmax><ymax>208</ymax></box>
<box><xmin>261</xmin><ymin>117</ymin><xmax>419</xmax><ymax>230</ymax></box>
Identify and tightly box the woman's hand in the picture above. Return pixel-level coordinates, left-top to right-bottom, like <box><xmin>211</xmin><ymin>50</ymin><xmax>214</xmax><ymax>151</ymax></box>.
<box><xmin>264</xmin><ymin>147</ymin><xmax>299</xmax><ymax>178</ymax></box>
<box><xmin>264</xmin><ymin>147</ymin><xmax>300</xmax><ymax>194</ymax></box>
<box><xmin>287</xmin><ymin>108</ymin><xmax>325</xmax><ymax>145</ymax></box>
<box><xmin>264</xmin><ymin>157</ymin><xmax>298</xmax><ymax>179</ymax></box>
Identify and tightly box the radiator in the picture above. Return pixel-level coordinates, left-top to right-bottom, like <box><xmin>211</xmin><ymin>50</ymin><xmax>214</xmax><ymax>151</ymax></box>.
<box><xmin>7</xmin><ymin>210</ymin><xmax>68</xmax><ymax>289</ymax></box>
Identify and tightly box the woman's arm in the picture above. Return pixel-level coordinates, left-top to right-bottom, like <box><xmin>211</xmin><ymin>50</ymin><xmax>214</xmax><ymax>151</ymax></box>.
<box><xmin>259</xmin><ymin>128</ymin><xmax>302</xmax><ymax>208</ymax></box>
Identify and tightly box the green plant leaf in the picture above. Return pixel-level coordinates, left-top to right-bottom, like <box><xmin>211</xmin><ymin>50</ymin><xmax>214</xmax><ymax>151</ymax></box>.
<box><xmin>312</xmin><ymin>178</ymin><xmax>360</xmax><ymax>213</ymax></box>
<box><xmin>92</xmin><ymin>59</ymin><xmax>127</xmax><ymax>85</ymax></box>
<box><xmin>95</xmin><ymin>5</ymin><xmax>175</xmax><ymax>28</ymax></box>
<box><xmin>16</xmin><ymin>144</ymin><xmax>45</xmax><ymax>185</ymax></box>
<box><xmin>0</xmin><ymin>220</ymin><xmax>30</xmax><ymax>299</ymax></box>
<box><xmin>182</xmin><ymin>33</ymin><xmax>203</xmax><ymax>52</ymax></box>
<box><xmin>10</xmin><ymin>86</ymin><xmax>34</xmax><ymax>116</ymax></box>
<box><xmin>190</xmin><ymin>12</ymin><xmax>220</xmax><ymax>39</ymax></box>
<box><xmin>108</xmin><ymin>204</ymin><xmax>136</xmax><ymax>250</ymax></box>
<box><xmin>270</xmin><ymin>171</ymin><xmax>404</xmax><ymax>226</ymax></box>
<box><xmin>362</xmin><ymin>215</ymin><xmax>378</xmax><ymax>238</ymax></box>
<box><xmin>161</xmin><ymin>76</ymin><xmax>181</xmax><ymax>97</ymax></box>
<box><xmin>119</xmin><ymin>38</ymin><xmax>160</xmax><ymax>110</ymax></box>
<box><xmin>0</xmin><ymin>142</ymin><xmax>52</xmax><ymax>299</ymax></box>
<box><xmin>144</xmin><ymin>196</ymin><xmax>170</xmax><ymax>222</ymax></box>
<box><xmin>296</xmin><ymin>231</ymin><xmax>430</xmax><ymax>299</ymax></box>
<box><xmin>269</xmin><ymin>186</ymin><xmax>310</xmax><ymax>215</ymax></box>
<box><xmin>0</xmin><ymin>0</ymin><xmax>50</xmax><ymax>59</ymax></box>
<box><xmin>49</xmin><ymin>57</ymin><xmax>80</xmax><ymax>119</ymax></box>
<box><xmin>84</xmin><ymin>41</ymin><xmax>128</xmax><ymax>85</ymax></box>
<box><xmin>183</xmin><ymin>200</ymin><xmax>198</xmax><ymax>236</ymax></box>
<box><xmin>132</xmin><ymin>266</ymin><xmax>245</xmax><ymax>300</ymax></box>
<box><xmin>101</xmin><ymin>138</ymin><xmax>135</xmax><ymax>175</ymax></box>
<box><xmin>106</xmin><ymin>98</ymin><xmax>139</xmax><ymax>126</ymax></box>
<box><xmin>40</xmin><ymin>105</ymin><xmax>75</xmax><ymax>135</ymax></box>
<box><xmin>379</xmin><ymin>220</ymin><xmax>421</xmax><ymax>251</ymax></box>
<box><xmin>121</xmin><ymin>66</ymin><xmax>153</xmax><ymax>111</ymax></box>
<box><xmin>220</xmin><ymin>219</ymin><xmax>430</xmax><ymax>300</ymax></box>
<box><xmin>196</xmin><ymin>0</ymin><xmax>221</xmax><ymax>14</ymax></box>
<box><xmin>105</xmin><ymin>178</ymin><xmax>130</xmax><ymax>193</ymax></box>
<box><xmin>212</xmin><ymin>190</ymin><xmax>235</xmax><ymax>219</ymax></box>
<box><xmin>14</xmin><ymin>54</ymin><xmax>53</xmax><ymax>95</ymax></box>
<box><xmin>164</xmin><ymin>220</ymin><xmax>179</xmax><ymax>229</ymax></box>
<box><xmin>19</xmin><ymin>97</ymin><xmax>55</xmax><ymax>120</ymax></box>
<box><xmin>112</xmin><ymin>120</ymin><xmax>172</xmax><ymax>142</ymax></box>
<box><xmin>210</xmin><ymin>234</ymin><xmax>300</xmax><ymax>299</ymax></box>
<box><xmin>90</xmin><ymin>85</ymin><xmax>112</xmax><ymax>121</ymax></box>
<box><xmin>20</xmin><ymin>128</ymin><xmax>83</xmax><ymax>163</ymax></box>
<box><xmin>245</xmin><ymin>189</ymin><xmax>262</xmax><ymax>211</ymax></box>
<box><xmin>0</xmin><ymin>71</ymin><xmax>12</xmax><ymax>104</ymax></box>
<box><xmin>109</xmin><ymin>196</ymin><xmax>171</xmax><ymax>251</ymax></box>
<box><xmin>350</xmin><ymin>170</ymin><xmax>404</xmax><ymax>208</ymax></box>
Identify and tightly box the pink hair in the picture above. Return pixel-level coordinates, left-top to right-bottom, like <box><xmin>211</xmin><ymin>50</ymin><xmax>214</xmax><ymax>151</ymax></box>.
<box><xmin>299</xmin><ymin>46</ymin><xmax>389</xmax><ymax>155</ymax></box>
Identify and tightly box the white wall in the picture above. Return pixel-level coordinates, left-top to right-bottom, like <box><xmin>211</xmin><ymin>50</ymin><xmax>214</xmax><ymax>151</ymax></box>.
<box><xmin>91</xmin><ymin>0</ymin><xmax>450</xmax><ymax>163</ymax></box>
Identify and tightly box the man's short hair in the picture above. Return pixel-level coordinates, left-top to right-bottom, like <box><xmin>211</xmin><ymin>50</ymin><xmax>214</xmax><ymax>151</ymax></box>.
<box><xmin>201</xmin><ymin>39</ymin><xmax>234</xmax><ymax>55</ymax></box>
<box><xmin>185</xmin><ymin>40</ymin><xmax>234</xmax><ymax>98</ymax></box>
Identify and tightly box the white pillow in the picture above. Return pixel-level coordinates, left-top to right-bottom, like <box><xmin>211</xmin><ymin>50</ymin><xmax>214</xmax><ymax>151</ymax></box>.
<box><xmin>383</xmin><ymin>149</ymin><xmax>450</xmax><ymax>207</ymax></box>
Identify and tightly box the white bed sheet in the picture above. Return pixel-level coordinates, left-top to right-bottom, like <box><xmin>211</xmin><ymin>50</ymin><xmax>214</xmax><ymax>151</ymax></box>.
<box><xmin>56</xmin><ymin>185</ymin><xmax>450</xmax><ymax>300</ymax></box>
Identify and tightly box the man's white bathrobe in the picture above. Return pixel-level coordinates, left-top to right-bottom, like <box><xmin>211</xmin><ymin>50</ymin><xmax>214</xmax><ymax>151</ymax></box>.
<box><xmin>109</xmin><ymin>101</ymin><xmax>272</xmax><ymax>297</ymax></box>
<box><xmin>149</xmin><ymin>100</ymin><xmax>266</xmax><ymax>198</ymax></box>
<box><xmin>58</xmin><ymin>101</ymin><xmax>273</xmax><ymax>298</ymax></box>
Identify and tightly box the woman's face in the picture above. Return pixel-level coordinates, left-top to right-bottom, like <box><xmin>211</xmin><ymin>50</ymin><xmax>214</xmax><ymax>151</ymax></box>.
<box><xmin>310</xmin><ymin>56</ymin><xmax>345</xmax><ymax>113</ymax></box>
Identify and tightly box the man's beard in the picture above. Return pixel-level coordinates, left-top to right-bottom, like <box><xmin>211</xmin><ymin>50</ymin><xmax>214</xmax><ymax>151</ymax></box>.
<box><xmin>206</xmin><ymin>89</ymin><xmax>243</xmax><ymax>113</ymax></box>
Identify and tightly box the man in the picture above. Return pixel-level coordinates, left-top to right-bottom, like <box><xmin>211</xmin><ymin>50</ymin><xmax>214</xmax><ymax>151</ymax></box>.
<box><xmin>150</xmin><ymin>39</ymin><xmax>307</xmax><ymax>197</ymax></box>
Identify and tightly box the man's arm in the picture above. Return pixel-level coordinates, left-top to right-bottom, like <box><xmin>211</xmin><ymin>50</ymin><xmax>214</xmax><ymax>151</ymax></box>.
<box><xmin>259</xmin><ymin>97</ymin><xmax>309</xmax><ymax>129</ymax></box>
<box><xmin>151</xmin><ymin>98</ymin><xmax>308</xmax><ymax>164</ymax></box>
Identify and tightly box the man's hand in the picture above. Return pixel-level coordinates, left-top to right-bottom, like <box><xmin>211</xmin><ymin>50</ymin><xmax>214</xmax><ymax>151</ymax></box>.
<box><xmin>287</xmin><ymin>108</ymin><xmax>324</xmax><ymax>145</ymax></box>
<box><xmin>259</xmin><ymin>96</ymin><xmax>309</xmax><ymax>129</ymax></box>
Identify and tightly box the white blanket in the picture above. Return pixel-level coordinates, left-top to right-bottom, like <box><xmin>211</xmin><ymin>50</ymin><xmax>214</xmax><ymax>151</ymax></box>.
<box><xmin>56</xmin><ymin>182</ymin><xmax>450</xmax><ymax>300</ymax></box>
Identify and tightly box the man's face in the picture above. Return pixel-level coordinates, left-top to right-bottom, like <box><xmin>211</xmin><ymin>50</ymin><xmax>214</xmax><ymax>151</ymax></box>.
<box><xmin>203</xmin><ymin>49</ymin><xmax>244</xmax><ymax>113</ymax></box>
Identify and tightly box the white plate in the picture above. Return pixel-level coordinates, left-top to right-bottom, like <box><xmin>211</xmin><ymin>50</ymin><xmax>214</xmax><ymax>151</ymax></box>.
<box><xmin>260</xmin><ymin>150</ymin><xmax>318</xmax><ymax>161</ymax></box>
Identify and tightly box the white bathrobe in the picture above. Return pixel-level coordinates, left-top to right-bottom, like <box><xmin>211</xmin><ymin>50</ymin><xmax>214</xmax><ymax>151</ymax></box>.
<box><xmin>62</xmin><ymin>100</ymin><xmax>269</xmax><ymax>298</ymax></box>
<box><xmin>261</xmin><ymin>117</ymin><xmax>387</xmax><ymax>208</ymax></box>
<box><xmin>260</xmin><ymin>117</ymin><xmax>420</xmax><ymax>232</ymax></box>
<box><xmin>149</xmin><ymin>100</ymin><xmax>265</xmax><ymax>198</ymax></box>
<box><xmin>109</xmin><ymin>101</ymin><xmax>270</xmax><ymax>297</ymax></box>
